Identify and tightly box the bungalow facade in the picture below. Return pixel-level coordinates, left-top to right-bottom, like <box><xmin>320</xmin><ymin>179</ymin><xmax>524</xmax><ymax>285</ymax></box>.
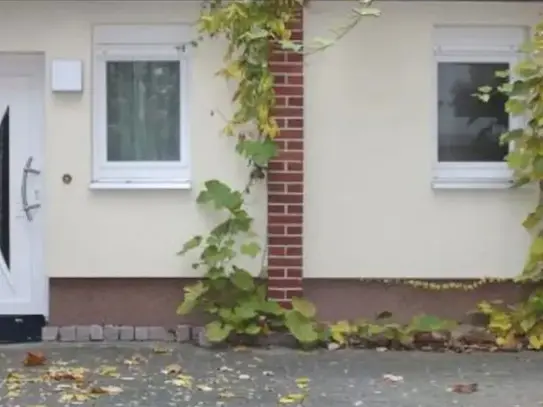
<box><xmin>0</xmin><ymin>0</ymin><xmax>540</xmax><ymax>342</ymax></box>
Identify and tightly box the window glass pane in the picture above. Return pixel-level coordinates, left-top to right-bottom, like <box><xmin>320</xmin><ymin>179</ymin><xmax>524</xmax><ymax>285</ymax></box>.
<box><xmin>438</xmin><ymin>62</ymin><xmax>509</xmax><ymax>162</ymax></box>
<box><xmin>106</xmin><ymin>61</ymin><xmax>181</xmax><ymax>162</ymax></box>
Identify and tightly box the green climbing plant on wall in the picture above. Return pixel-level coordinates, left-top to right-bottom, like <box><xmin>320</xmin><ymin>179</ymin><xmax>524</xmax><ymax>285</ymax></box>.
<box><xmin>176</xmin><ymin>0</ymin><xmax>380</xmax><ymax>345</ymax></box>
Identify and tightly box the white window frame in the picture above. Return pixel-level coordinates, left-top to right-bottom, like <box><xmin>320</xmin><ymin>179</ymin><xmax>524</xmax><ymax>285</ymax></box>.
<box><xmin>431</xmin><ymin>26</ymin><xmax>527</xmax><ymax>190</ymax></box>
<box><xmin>91</xmin><ymin>25</ymin><xmax>192</xmax><ymax>190</ymax></box>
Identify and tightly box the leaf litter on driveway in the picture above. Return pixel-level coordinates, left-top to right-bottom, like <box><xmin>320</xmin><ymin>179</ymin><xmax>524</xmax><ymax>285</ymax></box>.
<box><xmin>0</xmin><ymin>344</ymin><xmax>541</xmax><ymax>406</ymax></box>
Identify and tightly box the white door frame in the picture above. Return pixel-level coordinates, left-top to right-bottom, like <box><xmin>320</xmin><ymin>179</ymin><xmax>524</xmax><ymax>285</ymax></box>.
<box><xmin>0</xmin><ymin>53</ymin><xmax>46</xmax><ymax>318</ymax></box>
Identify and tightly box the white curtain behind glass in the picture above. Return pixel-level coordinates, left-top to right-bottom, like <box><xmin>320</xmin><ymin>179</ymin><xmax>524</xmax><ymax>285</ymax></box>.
<box><xmin>106</xmin><ymin>61</ymin><xmax>181</xmax><ymax>162</ymax></box>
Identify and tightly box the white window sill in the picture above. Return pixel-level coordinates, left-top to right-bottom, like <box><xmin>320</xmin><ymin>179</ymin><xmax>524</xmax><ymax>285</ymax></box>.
<box><xmin>432</xmin><ymin>177</ymin><xmax>514</xmax><ymax>190</ymax></box>
<box><xmin>90</xmin><ymin>181</ymin><xmax>192</xmax><ymax>190</ymax></box>
<box><xmin>432</xmin><ymin>163</ymin><xmax>516</xmax><ymax>190</ymax></box>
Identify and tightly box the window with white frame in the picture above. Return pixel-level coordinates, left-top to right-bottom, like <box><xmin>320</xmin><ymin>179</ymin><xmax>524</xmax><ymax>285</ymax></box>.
<box><xmin>432</xmin><ymin>26</ymin><xmax>527</xmax><ymax>189</ymax></box>
<box><xmin>92</xmin><ymin>25</ymin><xmax>191</xmax><ymax>188</ymax></box>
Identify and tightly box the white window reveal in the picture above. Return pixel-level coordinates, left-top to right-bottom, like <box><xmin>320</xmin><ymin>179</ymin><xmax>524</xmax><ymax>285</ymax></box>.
<box><xmin>92</xmin><ymin>25</ymin><xmax>192</xmax><ymax>189</ymax></box>
<box><xmin>432</xmin><ymin>26</ymin><xmax>527</xmax><ymax>190</ymax></box>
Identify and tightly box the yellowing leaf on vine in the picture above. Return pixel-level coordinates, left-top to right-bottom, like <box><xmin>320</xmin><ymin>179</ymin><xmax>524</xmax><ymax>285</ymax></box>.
<box><xmin>528</xmin><ymin>334</ymin><xmax>542</xmax><ymax>349</ymax></box>
<box><xmin>530</xmin><ymin>237</ymin><xmax>543</xmax><ymax>257</ymax></box>
<box><xmin>520</xmin><ymin>315</ymin><xmax>537</xmax><ymax>333</ymax></box>
<box><xmin>291</xmin><ymin>297</ymin><xmax>316</xmax><ymax>319</ymax></box>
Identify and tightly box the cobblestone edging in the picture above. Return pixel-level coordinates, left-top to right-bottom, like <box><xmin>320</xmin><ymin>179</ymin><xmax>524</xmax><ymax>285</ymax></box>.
<box><xmin>42</xmin><ymin>325</ymin><xmax>195</xmax><ymax>343</ymax></box>
<box><xmin>42</xmin><ymin>325</ymin><xmax>299</xmax><ymax>348</ymax></box>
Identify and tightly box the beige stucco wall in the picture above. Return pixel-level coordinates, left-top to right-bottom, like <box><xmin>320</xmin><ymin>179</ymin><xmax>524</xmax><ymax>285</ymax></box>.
<box><xmin>0</xmin><ymin>1</ymin><xmax>266</xmax><ymax>277</ymax></box>
<box><xmin>304</xmin><ymin>1</ymin><xmax>543</xmax><ymax>279</ymax></box>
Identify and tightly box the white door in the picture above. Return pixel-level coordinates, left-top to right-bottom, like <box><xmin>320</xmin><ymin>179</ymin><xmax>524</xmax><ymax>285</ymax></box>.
<box><xmin>0</xmin><ymin>54</ymin><xmax>46</xmax><ymax>317</ymax></box>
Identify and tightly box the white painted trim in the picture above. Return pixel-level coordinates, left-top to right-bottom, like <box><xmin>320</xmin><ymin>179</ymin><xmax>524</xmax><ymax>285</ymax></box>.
<box><xmin>89</xmin><ymin>181</ymin><xmax>192</xmax><ymax>190</ymax></box>
<box><xmin>431</xmin><ymin>25</ymin><xmax>528</xmax><ymax>190</ymax></box>
<box><xmin>91</xmin><ymin>25</ymin><xmax>192</xmax><ymax>189</ymax></box>
<box><xmin>0</xmin><ymin>54</ymin><xmax>47</xmax><ymax>317</ymax></box>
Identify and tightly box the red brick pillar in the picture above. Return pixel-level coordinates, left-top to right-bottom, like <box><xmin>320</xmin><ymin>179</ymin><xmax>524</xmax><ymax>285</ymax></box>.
<box><xmin>267</xmin><ymin>11</ymin><xmax>304</xmax><ymax>306</ymax></box>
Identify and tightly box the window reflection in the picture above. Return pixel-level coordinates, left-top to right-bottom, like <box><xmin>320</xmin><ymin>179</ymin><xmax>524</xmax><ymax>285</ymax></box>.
<box><xmin>437</xmin><ymin>62</ymin><xmax>509</xmax><ymax>162</ymax></box>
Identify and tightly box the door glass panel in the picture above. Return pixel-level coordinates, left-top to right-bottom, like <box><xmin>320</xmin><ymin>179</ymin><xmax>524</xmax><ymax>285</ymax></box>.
<box><xmin>0</xmin><ymin>107</ymin><xmax>9</xmax><ymax>268</ymax></box>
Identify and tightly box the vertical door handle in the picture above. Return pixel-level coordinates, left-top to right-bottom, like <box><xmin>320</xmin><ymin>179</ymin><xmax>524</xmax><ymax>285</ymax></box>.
<box><xmin>21</xmin><ymin>156</ymin><xmax>41</xmax><ymax>221</ymax></box>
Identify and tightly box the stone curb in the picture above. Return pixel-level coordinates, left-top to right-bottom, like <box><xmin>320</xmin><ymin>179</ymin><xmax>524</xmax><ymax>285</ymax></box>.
<box><xmin>43</xmin><ymin>325</ymin><xmax>193</xmax><ymax>343</ymax></box>
<box><xmin>43</xmin><ymin>325</ymin><xmax>299</xmax><ymax>348</ymax></box>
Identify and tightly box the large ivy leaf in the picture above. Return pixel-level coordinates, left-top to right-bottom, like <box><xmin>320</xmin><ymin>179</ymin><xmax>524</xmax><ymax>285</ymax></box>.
<box><xmin>233</xmin><ymin>305</ymin><xmax>257</xmax><ymax>321</ymax></box>
<box><xmin>291</xmin><ymin>297</ymin><xmax>316</xmax><ymax>319</ymax></box>
<box><xmin>230</xmin><ymin>267</ymin><xmax>255</xmax><ymax>291</ymax></box>
<box><xmin>235</xmin><ymin>137</ymin><xmax>278</xmax><ymax>167</ymax></box>
<box><xmin>284</xmin><ymin>311</ymin><xmax>318</xmax><ymax>344</ymax></box>
<box><xmin>205</xmin><ymin>321</ymin><xmax>233</xmax><ymax>343</ymax></box>
<box><xmin>258</xmin><ymin>300</ymin><xmax>285</xmax><ymax>316</ymax></box>
<box><xmin>197</xmin><ymin>180</ymin><xmax>243</xmax><ymax>212</ymax></box>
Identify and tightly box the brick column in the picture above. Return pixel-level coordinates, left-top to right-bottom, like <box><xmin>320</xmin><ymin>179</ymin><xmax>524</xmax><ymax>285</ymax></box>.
<box><xmin>267</xmin><ymin>12</ymin><xmax>304</xmax><ymax>306</ymax></box>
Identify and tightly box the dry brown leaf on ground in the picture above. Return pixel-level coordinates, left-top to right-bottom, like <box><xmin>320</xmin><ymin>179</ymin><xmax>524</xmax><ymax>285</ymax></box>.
<box><xmin>90</xmin><ymin>385</ymin><xmax>123</xmax><ymax>395</ymax></box>
<box><xmin>162</xmin><ymin>363</ymin><xmax>183</xmax><ymax>375</ymax></box>
<box><xmin>448</xmin><ymin>383</ymin><xmax>478</xmax><ymax>394</ymax></box>
<box><xmin>23</xmin><ymin>352</ymin><xmax>47</xmax><ymax>367</ymax></box>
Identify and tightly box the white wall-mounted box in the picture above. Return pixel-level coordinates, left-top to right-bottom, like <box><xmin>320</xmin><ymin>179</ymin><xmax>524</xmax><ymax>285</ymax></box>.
<box><xmin>51</xmin><ymin>59</ymin><xmax>83</xmax><ymax>92</ymax></box>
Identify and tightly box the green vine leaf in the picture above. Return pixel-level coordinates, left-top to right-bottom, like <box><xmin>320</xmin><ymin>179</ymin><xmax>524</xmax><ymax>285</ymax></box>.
<box><xmin>284</xmin><ymin>311</ymin><xmax>318</xmax><ymax>344</ymax></box>
<box><xmin>178</xmin><ymin>235</ymin><xmax>203</xmax><ymax>255</ymax></box>
<box><xmin>205</xmin><ymin>321</ymin><xmax>234</xmax><ymax>343</ymax></box>
<box><xmin>529</xmin><ymin>237</ymin><xmax>543</xmax><ymax>257</ymax></box>
<box><xmin>230</xmin><ymin>267</ymin><xmax>255</xmax><ymax>291</ymax></box>
<box><xmin>523</xmin><ymin>205</ymin><xmax>543</xmax><ymax>230</ymax></box>
<box><xmin>176</xmin><ymin>281</ymin><xmax>208</xmax><ymax>315</ymax></box>
<box><xmin>197</xmin><ymin>180</ymin><xmax>243</xmax><ymax>212</ymax></box>
<box><xmin>291</xmin><ymin>297</ymin><xmax>317</xmax><ymax>319</ymax></box>
<box><xmin>236</xmin><ymin>137</ymin><xmax>278</xmax><ymax>167</ymax></box>
<box><xmin>240</xmin><ymin>242</ymin><xmax>261</xmax><ymax>258</ymax></box>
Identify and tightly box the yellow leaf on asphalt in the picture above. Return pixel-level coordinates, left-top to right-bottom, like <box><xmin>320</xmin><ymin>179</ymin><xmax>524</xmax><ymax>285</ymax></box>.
<box><xmin>279</xmin><ymin>393</ymin><xmax>306</xmax><ymax>404</ymax></box>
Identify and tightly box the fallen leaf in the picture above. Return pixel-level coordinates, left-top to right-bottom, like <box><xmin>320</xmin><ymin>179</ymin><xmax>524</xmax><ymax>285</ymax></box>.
<box><xmin>171</xmin><ymin>374</ymin><xmax>193</xmax><ymax>389</ymax></box>
<box><xmin>163</xmin><ymin>363</ymin><xmax>183</xmax><ymax>375</ymax></box>
<box><xmin>23</xmin><ymin>352</ymin><xmax>47</xmax><ymax>367</ymax></box>
<box><xmin>279</xmin><ymin>393</ymin><xmax>306</xmax><ymax>404</ymax></box>
<box><xmin>449</xmin><ymin>383</ymin><xmax>478</xmax><ymax>394</ymax></box>
<box><xmin>97</xmin><ymin>365</ymin><xmax>120</xmax><ymax>378</ymax></box>
<box><xmin>152</xmin><ymin>346</ymin><xmax>171</xmax><ymax>354</ymax></box>
<box><xmin>219</xmin><ymin>391</ymin><xmax>236</xmax><ymax>398</ymax></box>
<box><xmin>382</xmin><ymin>373</ymin><xmax>403</xmax><ymax>383</ymax></box>
<box><xmin>196</xmin><ymin>384</ymin><xmax>213</xmax><ymax>392</ymax></box>
<box><xmin>295</xmin><ymin>377</ymin><xmax>310</xmax><ymax>389</ymax></box>
<box><xmin>99</xmin><ymin>385</ymin><xmax>123</xmax><ymax>395</ymax></box>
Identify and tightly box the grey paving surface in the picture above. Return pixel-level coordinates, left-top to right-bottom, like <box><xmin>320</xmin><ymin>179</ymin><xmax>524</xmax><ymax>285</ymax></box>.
<box><xmin>0</xmin><ymin>343</ymin><xmax>541</xmax><ymax>406</ymax></box>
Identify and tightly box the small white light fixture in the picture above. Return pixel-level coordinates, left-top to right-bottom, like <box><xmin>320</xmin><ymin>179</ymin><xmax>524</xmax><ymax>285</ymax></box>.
<box><xmin>51</xmin><ymin>59</ymin><xmax>83</xmax><ymax>92</ymax></box>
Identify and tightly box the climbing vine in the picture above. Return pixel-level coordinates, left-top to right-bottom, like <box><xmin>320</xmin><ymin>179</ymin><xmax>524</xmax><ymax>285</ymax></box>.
<box><xmin>176</xmin><ymin>0</ymin><xmax>379</xmax><ymax>345</ymax></box>
<box><xmin>176</xmin><ymin>0</ymin><xmax>543</xmax><ymax>350</ymax></box>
